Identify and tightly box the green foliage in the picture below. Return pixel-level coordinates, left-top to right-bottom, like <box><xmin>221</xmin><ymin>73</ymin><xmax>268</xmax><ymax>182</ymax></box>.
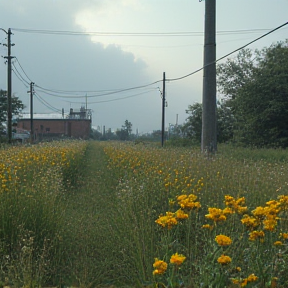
<box><xmin>217</xmin><ymin>40</ymin><xmax>288</xmax><ymax>148</ymax></box>
<box><xmin>180</xmin><ymin>101</ymin><xmax>234</xmax><ymax>144</ymax></box>
<box><xmin>0</xmin><ymin>89</ymin><xmax>25</xmax><ymax>135</ymax></box>
<box><xmin>116</xmin><ymin>119</ymin><xmax>133</xmax><ymax>140</ymax></box>
<box><xmin>90</xmin><ymin>128</ymin><xmax>102</xmax><ymax>140</ymax></box>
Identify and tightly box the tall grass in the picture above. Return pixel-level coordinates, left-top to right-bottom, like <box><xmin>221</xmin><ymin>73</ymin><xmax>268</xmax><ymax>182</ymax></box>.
<box><xmin>0</xmin><ymin>140</ymin><xmax>87</xmax><ymax>287</ymax></box>
<box><xmin>98</xmin><ymin>142</ymin><xmax>288</xmax><ymax>287</ymax></box>
<box><xmin>1</xmin><ymin>140</ymin><xmax>288</xmax><ymax>287</ymax></box>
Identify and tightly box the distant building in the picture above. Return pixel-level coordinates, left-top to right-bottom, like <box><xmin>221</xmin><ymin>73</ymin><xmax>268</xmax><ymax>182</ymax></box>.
<box><xmin>17</xmin><ymin>107</ymin><xmax>92</xmax><ymax>141</ymax></box>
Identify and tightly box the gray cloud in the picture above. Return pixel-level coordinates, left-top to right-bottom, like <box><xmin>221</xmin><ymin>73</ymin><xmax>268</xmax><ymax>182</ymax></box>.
<box><xmin>0</xmin><ymin>0</ymin><xmax>165</xmax><ymax>132</ymax></box>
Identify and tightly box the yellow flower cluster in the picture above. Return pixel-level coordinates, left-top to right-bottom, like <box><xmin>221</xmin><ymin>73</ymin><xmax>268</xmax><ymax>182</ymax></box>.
<box><xmin>153</xmin><ymin>258</ymin><xmax>168</xmax><ymax>275</ymax></box>
<box><xmin>241</xmin><ymin>214</ymin><xmax>260</xmax><ymax>230</ymax></box>
<box><xmin>248</xmin><ymin>230</ymin><xmax>265</xmax><ymax>241</ymax></box>
<box><xmin>279</xmin><ymin>232</ymin><xmax>288</xmax><ymax>239</ymax></box>
<box><xmin>215</xmin><ymin>234</ymin><xmax>232</xmax><ymax>246</ymax></box>
<box><xmin>177</xmin><ymin>194</ymin><xmax>201</xmax><ymax>210</ymax></box>
<box><xmin>153</xmin><ymin>253</ymin><xmax>186</xmax><ymax>275</ymax></box>
<box><xmin>224</xmin><ymin>195</ymin><xmax>247</xmax><ymax>214</ymax></box>
<box><xmin>170</xmin><ymin>253</ymin><xmax>186</xmax><ymax>265</ymax></box>
<box><xmin>175</xmin><ymin>209</ymin><xmax>189</xmax><ymax>219</ymax></box>
<box><xmin>202</xmin><ymin>224</ymin><xmax>214</xmax><ymax>230</ymax></box>
<box><xmin>251</xmin><ymin>200</ymin><xmax>281</xmax><ymax>231</ymax></box>
<box><xmin>217</xmin><ymin>254</ymin><xmax>232</xmax><ymax>265</ymax></box>
<box><xmin>231</xmin><ymin>273</ymin><xmax>258</xmax><ymax>287</ymax></box>
<box><xmin>155</xmin><ymin>193</ymin><xmax>202</xmax><ymax>229</ymax></box>
<box><xmin>155</xmin><ymin>212</ymin><xmax>178</xmax><ymax>229</ymax></box>
<box><xmin>205</xmin><ymin>207</ymin><xmax>233</xmax><ymax>223</ymax></box>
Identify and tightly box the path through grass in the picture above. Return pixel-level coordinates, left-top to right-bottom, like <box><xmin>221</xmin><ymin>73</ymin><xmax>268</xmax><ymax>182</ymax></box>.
<box><xmin>61</xmin><ymin>141</ymin><xmax>123</xmax><ymax>286</ymax></box>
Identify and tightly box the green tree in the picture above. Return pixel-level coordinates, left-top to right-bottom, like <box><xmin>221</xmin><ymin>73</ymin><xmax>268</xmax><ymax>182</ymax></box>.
<box><xmin>0</xmin><ymin>89</ymin><xmax>25</xmax><ymax>134</ymax></box>
<box><xmin>217</xmin><ymin>40</ymin><xmax>288</xmax><ymax>147</ymax></box>
<box><xmin>116</xmin><ymin>120</ymin><xmax>133</xmax><ymax>141</ymax></box>
<box><xmin>181</xmin><ymin>102</ymin><xmax>234</xmax><ymax>144</ymax></box>
<box><xmin>234</xmin><ymin>41</ymin><xmax>288</xmax><ymax>147</ymax></box>
<box><xmin>182</xmin><ymin>103</ymin><xmax>202</xmax><ymax>142</ymax></box>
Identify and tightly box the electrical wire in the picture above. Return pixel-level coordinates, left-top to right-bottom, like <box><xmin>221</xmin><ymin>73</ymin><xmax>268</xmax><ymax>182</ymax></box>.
<box><xmin>166</xmin><ymin>21</ymin><xmax>288</xmax><ymax>81</ymax></box>
<box><xmin>14</xmin><ymin>57</ymin><xmax>34</xmax><ymax>83</ymax></box>
<box><xmin>34</xmin><ymin>86</ymin><xmax>158</xmax><ymax>99</ymax></box>
<box><xmin>63</xmin><ymin>89</ymin><xmax>155</xmax><ymax>104</ymax></box>
<box><xmin>12</xmin><ymin>69</ymin><xmax>29</xmax><ymax>88</ymax></box>
<box><xmin>11</xmin><ymin>27</ymin><xmax>281</xmax><ymax>37</ymax></box>
<box><xmin>34</xmin><ymin>92</ymin><xmax>62</xmax><ymax>113</ymax></box>
<box><xmin>12</xmin><ymin>64</ymin><xmax>30</xmax><ymax>86</ymax></box>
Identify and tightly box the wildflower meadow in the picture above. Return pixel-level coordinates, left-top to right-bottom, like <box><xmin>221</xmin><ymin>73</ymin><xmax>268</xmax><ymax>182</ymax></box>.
<box><xmin>0</xmin><ymin>140</ymin><xmax>287</xmax><ymax>287</ymax></box>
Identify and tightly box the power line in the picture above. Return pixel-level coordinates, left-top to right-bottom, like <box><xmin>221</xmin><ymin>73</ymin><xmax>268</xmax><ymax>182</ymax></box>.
<box><xmin>64</xmin><ymin>89</ymin><xmax>155</xmax><ymax>104</ymax></box>
<box><xmin>166</xmin><ymin>21</ymin><xmax>288</xmax><ymax>82</ymax></box>
<box><xmin>34</xmin><ymin>92</ymin><xmax>62</xmax><ymax>113</ymax></box>
<box><xmin>12</xmin><ymin>63</ymin><xmax>30</xmax><ymax>85</ymax></box>
<box><xmin>11</xmin><ymin>27</ymin><xmax>283</xmax><ymax>37</ymax></box>
<box><xmin>34</xmin><ymin>86</ymin><xmax>158</xmax><ymax>99</ymax></box>
<box><xmin>12</xmin><ymin>68</ymin><xmax>29</xmax><ymax>88</ymax></box>
<box><xmin>14</xmin><ymin>57</ymin><xmax>33</xmax><ymax>83</ymax></box>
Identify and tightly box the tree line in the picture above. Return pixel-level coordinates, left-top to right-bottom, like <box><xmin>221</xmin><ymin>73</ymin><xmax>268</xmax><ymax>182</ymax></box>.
<box><xmin>172</xmin><ymin>39</ymin><xmax>288</xmax><ymax>148</ymax></box>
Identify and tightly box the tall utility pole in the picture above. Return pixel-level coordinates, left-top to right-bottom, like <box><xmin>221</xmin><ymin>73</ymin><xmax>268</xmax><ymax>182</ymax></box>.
<box><xmin>161</xmin><ymin>72</ymin><xmax>166</xmax><ymax>147</ymax></box>
<box><xmin>201</xmin><ymin>0</ymin><xmax>217</xmax><ymax>153</ymax></box>
<box><xmin>3</xmin><ymin>28</ymin><xmax>14</xmax><ymax>143</ymax></box>
<box><xmin>29</xmin><ymin>82</ymin><xmax>35</xmax><ymax>143</ymax></box>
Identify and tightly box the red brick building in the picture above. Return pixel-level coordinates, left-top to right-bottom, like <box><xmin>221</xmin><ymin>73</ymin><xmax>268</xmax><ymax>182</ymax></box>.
<box><xmin>17</xmin><ymin>118</ymin><xmax>91</xmax><ymax>140</ymax></box>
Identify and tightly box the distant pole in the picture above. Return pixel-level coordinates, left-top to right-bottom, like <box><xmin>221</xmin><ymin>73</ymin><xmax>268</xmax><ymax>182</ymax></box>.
<box><xmin>29</xmin><ymin>82</ymin><xmax>34</xmax><ymax>143</ymax></box>
<box><xmin>161</xmin><ymin>72</ymin><xmax>166</xmax><ymax>147</ymax></box>
<box><xmin>4</xmin><ymin>28</ymin><xmax>14</xmax><ymax>144</ymax></box>
<box><xmin>201</xmin><ymin>0</ymin><xmax>217</xmax><ymax>153</ymax></box>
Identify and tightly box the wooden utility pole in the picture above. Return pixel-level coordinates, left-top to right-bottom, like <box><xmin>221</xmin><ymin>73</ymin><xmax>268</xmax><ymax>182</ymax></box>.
<box><xmin>161</xmin><ymin>72</ymin><xmax>166</xmax><ymax>147</ymax></box>
<box><xmin>3</xmin><ymin>28</ymin><xmax>14</xmax><ymax>143</ymax></box>
<box><xmin>29</xmin><ymin>82</ymin><xmax>35</xmax><ymax>143</ymax></box>
<box><xmin>201</xmin><ymin>0</ymin><xmax>217</xmax><ymax>153</ymax></box>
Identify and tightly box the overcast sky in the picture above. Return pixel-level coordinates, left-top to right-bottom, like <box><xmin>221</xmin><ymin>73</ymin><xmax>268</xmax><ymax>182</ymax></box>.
<box><xmin>1</xmin><ymin>0</ymin><xmax>288</xmax><ymax>133</ymax></box>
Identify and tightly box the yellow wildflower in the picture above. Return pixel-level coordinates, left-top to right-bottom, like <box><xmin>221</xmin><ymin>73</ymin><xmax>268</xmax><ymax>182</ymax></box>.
<box><xmin>241</xmin><ymin>214</ymin><xmax>260</xmax><ymax>230</ymax></box>
<box><xmin>155</xmin><ymin>212</ymin><xmax>178</xmax><ymax>229</ymax></box>
<box><xmin>279</xmin><ymin>232</ymin><xmax>288</xmax><ymax>239</ymax></box>
<box><xmin>217</xmin><ymin>254</ymin><xmax>231</xmax><ymax>265</ymax></box>
<box><xmin>175</xmin><ymin>209</ymin><xmax>189</xmax><ymax>220</ymax></box>
<box><xmin>263</xmin><ymin>218</ymin><xmax>278</xmax><ymax>231</ymax></box>
<box><xmin>153</xmin><ymin>258</ymin><xmax>167</xmax><ymax>275</ymax></box>
<box><xmin>170</xmin><ymin>253</ymin><xmax>186</xmax><ymax>265</ymax></box>
<box><xmin>177</xmin><ymin>194</ymin><xmax>201</xmax><ymax>210</ymax></box>
<box><xmin>202</xmin><ymin>224</ymin><xmax>214</xmax><ymax>230</ymax></box>
<box><xmin>215</xmin><ymin>234</ymin><xmax>232</xmax><ymax>246</ymax></box>
<box><xmin>205</xmin><ymin>207</ymin><xmax>227</xmax><ymax>222</ymax></box>
<box><xmin>249</xmin><ymin>230</ymin><xmax>265</xmax><ymax>241</ymax></box>
<box><xmin>224</xmin><ymin>195</ymin><xmax>247</xmax><ymax>214</ymax></box>
<box><xmin>278</xmin><ymin>195</ymin><xmax>288</xmax><ymax>209</ymax></box>
<box><xmin>274</xmin><ymin>241</ymin><xmax>283</xmax><ymax>246</ymax></box>
<box><xmin>252</xmin><ymin>206</ymin><xmax>266</xmax><ymax>219</ymax></box>
<box><xmin>247</xmin><ymin>274</ymin><xmax>258</xmax><ymax>282</ymax></box>
<box><xmin>223</xmin><ymin>207</ymin><xmax>234</xmax><ymax>216</ymax></box>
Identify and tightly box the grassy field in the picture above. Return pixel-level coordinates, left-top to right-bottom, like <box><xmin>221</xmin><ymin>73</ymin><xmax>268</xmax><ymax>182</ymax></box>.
<box><xmin>0</xmin><ymin>140</ymin><xmax>288</xmax><ymax>288</ymax></box>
